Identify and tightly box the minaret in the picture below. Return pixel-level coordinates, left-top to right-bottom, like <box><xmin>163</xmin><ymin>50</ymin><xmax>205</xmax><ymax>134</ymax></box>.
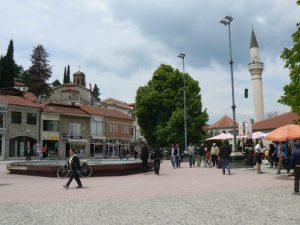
<box><xmin>248</xmin><ymin>29</ymin><xmax>264</xmax><ymax>122</ymax></box>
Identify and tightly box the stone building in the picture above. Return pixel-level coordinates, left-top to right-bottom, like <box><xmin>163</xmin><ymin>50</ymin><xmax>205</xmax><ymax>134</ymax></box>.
<box><xmin>0</xmin><ymin>94</ymin><xmax>41</xmax><ymax>160</ymax></box>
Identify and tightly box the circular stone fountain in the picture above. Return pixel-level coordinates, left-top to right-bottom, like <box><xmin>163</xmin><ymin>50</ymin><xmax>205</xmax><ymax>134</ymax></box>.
<box><xmin>6</xmin><ymin>159</ymin><xmax>154</xmax><ymax>177</ymax></box>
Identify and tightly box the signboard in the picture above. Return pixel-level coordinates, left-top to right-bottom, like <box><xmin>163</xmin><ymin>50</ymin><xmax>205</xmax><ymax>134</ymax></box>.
<box><xmin>50</xmin><ymin>135</ymin><xmax>59</xmax><ymax>140</ymax></box>
<box><xmin>94</xmin><ymin>116</ymin><xmax>104</xmax><ymax>122</ymax></box>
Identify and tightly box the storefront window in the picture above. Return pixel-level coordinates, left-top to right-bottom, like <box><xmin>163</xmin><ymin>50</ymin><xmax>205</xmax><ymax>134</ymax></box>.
<box><xmin>42</xmin><ymin>140</ymin><xmax>58</xmax><ymax>156</ymax></box>
<box><xmin>70</xmin><ymin>143</ymin><xmax>85</xmax><ymax>158</ymax></box>
<box><xmin>9</xmin><ymin>136</ymin><xmax>36</xmax><ymax>157</ymax></box>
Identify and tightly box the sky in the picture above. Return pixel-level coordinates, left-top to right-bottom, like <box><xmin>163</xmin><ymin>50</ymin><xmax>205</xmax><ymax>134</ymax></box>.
<box><xmin>0</xmin><ymin>0</ymin><xmax>299</xmax><ymax>124</ymax></box>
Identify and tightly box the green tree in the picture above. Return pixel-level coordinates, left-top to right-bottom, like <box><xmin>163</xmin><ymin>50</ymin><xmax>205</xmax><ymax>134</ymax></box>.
<box><xmin>63</xmin><ymin>66</ymin><xmax>67</xmax><ymax>84</ymax></box>
<box><xmin>92</xmin><ymin>84</ymin><xmax>100</xmax><ymax>101</ymax></box>
<box><xmin>0</xmin><ymin>40</ymin><xmax>16</xmax><ymax>88</ymax></box>
<box><xmin>66</xmin><ymin>65</ymin><xmax>70</xmax><ymax>83</ymax></box>
<box><xmin>24</xmin><ymin>44</ymin><xmax>52</xmax><ymax>96</ymax></box>
<box><xmin>135</xmin><ymin>64</ymin><xmax>208</xmax><ymax>147</ymax></box>
<box><xmin>52</xmin><ymin>79</ymin><xmax>62</xmax><ymax>87</ymax></box>
<box><xmin>279</xmin><ymin>0</ymin><xmax>300</xmax><ymax>119</ymax></box>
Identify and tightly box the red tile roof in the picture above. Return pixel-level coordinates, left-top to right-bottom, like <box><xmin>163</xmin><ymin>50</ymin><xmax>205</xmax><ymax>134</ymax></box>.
<box><xmin>46</xmin><ymin>103</ymin><xmax>89</xmax><ymax>117</ymax></box>
<box><xmin>23</xmin><ymin>92</ymin><xmax>39</xmax><ymax>103</ymax></box>
<box><xmin>208</xmin><ymin>115</ymin><xmax>238</xmax><ymax>129</ymax></box>
<box><xmin>0</xmin><ymin>95</ymin><xmax>41</xmax><ymax>108</ymax></box>
<box><xmin>61</xmin><ymin>88</ymin><xmax>79</xmax><ymax>92</ymax></box>
<box><xmin>80</xmin><ymin>105</ymin><xmax>132</xmax><ymax>120</ymax></box>
<box><xmin>14</xmin><ymin>82</ymin><xmax>25</xmax><ymax>87</ymax></box>
<box><xmin>253</xmin><ymin>111</ymin><xmax>299</xmax><ymax>131</ymax></box>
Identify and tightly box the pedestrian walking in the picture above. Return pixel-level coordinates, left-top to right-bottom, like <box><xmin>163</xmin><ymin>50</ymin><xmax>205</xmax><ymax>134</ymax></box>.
<box><xmin>291</xmin><ymin>140</ymin><xmax>300</xmax><ymax>194</ymax></box>
<box><xmin>273</xmin><ymin>142</ymin><xmax>287</xmax><ymax>174</ymax></box>
<box><xmin>219</xmin><ymin>140</ymin><xmax>231</xmax><ymax>175</ymax></box>
<box><xmin>268</xmin><ymin>143</ymin><xmax>275</xmax><ymax>167</ymax></box>
<box><xmin>255</xmin><ymin>140</ymin><xmax>264</xmax><ymax>174</ymax></box>
<box><xmin>197</xmin><ymin>143</ymin><xmax>205</xmax><ymax>167</ymax></box>
<box><xmin>170</xmin><ymin>144</ymin><xmax>177</xmax><ymax>168</ymax></box>
<box><xmin>152</xmin><ymin>147</ymin><xmax>163</xmax><ymax>175</ymax></box>
<box><xmin>175</xmin><ymin>144</ymin><xmax>181</xmax><ymax>167</ymax></box>
<box><xmin>24</xmin><ymin>142</ymin><xmax>31</xmax><ymax>161</ymax></box>
<box><xmin>187</xmin><ymin>142</ymin><xmax>195</xmax><ymax>168</ymax></box>
<box><xmin>211</xmin><ymin>143</ymin><xmax>219</xmax><ymax>167</ymax></box>
<box><xmin>63</xmin><ymin>149</ymin><xmax>83</xmax><ymax>189</ymax></box>
<box><xmin>141</xmin><ymin>144</ymin><xmax>149</xmax><ymax>174</ymax></box>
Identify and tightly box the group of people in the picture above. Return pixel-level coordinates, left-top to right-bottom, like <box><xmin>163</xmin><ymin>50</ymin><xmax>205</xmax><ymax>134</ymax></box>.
<box><xmin>169</xmin><ymin>141</ymin><xmax>232</xmax><ymax>175</ymax></box>
<box><xmin>24</xmin><ymin>142</ymin><xmax>45</xmax><ymax>161</ymax></box>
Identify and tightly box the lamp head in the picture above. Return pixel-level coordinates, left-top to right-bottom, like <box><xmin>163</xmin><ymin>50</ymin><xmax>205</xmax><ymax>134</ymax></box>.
<box><xmin>177</xmin><ymin>53</ymin><xmax>186</xmax><ymax>59</ymax></box>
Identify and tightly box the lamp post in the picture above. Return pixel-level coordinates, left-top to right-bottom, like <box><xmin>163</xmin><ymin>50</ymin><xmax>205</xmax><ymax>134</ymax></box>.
<box><xmin>220</xmin><ymin>15</ymin><xmax>237</xmax><ymax>152</ymax></box>
<box><xmin>177</xmin><ymin>53</ymin><xmax>187</xmax><ymax>152</ymax></box>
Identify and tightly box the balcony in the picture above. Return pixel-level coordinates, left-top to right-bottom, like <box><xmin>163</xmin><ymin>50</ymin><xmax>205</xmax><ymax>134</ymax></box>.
<box><xmin>248</xmin><ymin>62</ymin><xmax>264</xmax><ymax>71</ymax></box>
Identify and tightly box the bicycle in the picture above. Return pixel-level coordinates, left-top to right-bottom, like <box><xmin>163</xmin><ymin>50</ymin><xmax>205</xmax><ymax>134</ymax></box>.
<box><xmin>57</xmin><ymin>159</ymin><xmax>92</xmax><ymax>178</ymax></box>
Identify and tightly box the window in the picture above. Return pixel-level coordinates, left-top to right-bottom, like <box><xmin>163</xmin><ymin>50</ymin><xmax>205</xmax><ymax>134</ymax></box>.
<box><xmin>0</xmin><ymin>112</ymin><xmax>5</xmax><ymax>128</ymax></box>
<box><xmin>27</xmin><ymin>113</ymin><xmax>37</xmax><ymax>125</ymax></box>
<box><xmin>109</xmin><ymin>123</ymin><xmax>118</xmax><ymax>133</ymax></box>
<box><xmin>43</xmin><ymin>120</ymin><xmax>59</xmax><ymax>131</ymax></box>
<box><xmin>11</xmin><ymin>111</ymin><xmax>22</xmax><ymax>124</ymax></box>
<box><xmin>69</xmin><ymin>123</ymin><xmax>82</xmax><ymax>137</ymax></box>
<box><xmin>91</xmin><ymin>121</ymin><xmax>104</xmax><ymax>137</ymax></box>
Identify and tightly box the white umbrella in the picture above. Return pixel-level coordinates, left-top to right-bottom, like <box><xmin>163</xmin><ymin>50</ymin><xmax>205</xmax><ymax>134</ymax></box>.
<box><xmin>252</xmin><ymin>131</ymin><xmax>266</xmax><ymax>139</ymax></box>
<box><xmin>206</xmin><ymin>133</ymin><xmax>233</xmax><ymax>140</ymax></box>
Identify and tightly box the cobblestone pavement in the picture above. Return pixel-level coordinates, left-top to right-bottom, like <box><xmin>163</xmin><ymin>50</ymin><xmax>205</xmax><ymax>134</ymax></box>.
<box><xmin>0</xmin><ymin>160</ymin><xmax>299</xmax><ymax>225</ymax></box>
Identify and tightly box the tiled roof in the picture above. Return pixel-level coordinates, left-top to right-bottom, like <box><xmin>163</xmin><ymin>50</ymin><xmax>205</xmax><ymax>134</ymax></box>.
<box><xmin>61</xmin><ymin>88</ymin><xmax>79</xmax><ymax>92</ymax></box>
<box><xmin>23</xmin><ymin>92</ymin><xmax>39</xmax><ymax>103</ymax></box>
<box><xmin>14</xmin><ymin>81</ymin><xmax>25</xmax><ymax>87</ymax></box>
<box><xmin>208</xmin><ymin>115</ymin><xmax>238</xmax><ymax>129</ymax></box>
<box><xmin>0</xmin><ymin>95</ymin><xmax>41</xmax><ymax>108</ymax></box>
<box><xmin>46</xmin><ymin>103</ymin><xmax>90</xmax><ymax>117</ymax></box>
<box><xmin>253</xmin><ymin>111</ymin><xmax>299</xmax><ymax>131</ymax></box>
<box><xmin>42</xmin><ymin>105</ymin><xmax>62</xmax><ymax>113</ymax></box>
<box><xmin>80</xmin><ymin>105</ymin><xmax>132</xmax><ymax>120</ymax></box>
<box><xmin>102</xmin><ymin>98</ymin><xmax>133</xmax><ymax>110</ymax></box>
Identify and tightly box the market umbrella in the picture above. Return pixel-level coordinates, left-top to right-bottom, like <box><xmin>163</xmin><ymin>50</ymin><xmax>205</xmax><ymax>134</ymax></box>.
<box><xmin>252</xmin><ymin>131</ymin><xmax>267</xmax><ymax>139</ymax></box>
<box><xmin>206</xmin><ymin>133</ymin><xmax>233</xmax><ymax>140</ymax></box>
<box><xmin>264</xmin><ymin>124</ymin><xmax>300</xmax><ymax>141</ymax></box>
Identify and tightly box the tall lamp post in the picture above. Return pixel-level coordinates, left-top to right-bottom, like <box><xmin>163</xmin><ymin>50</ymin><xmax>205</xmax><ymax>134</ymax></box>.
<box><xmin>177</xmin><ymin>53</ymin><xmax>187</xmax><ymax>152</ymax></box>
<box><xmin>220</xmin><ymin>15</ymin><xmax>237</xmax><ymax>152</ymax></box>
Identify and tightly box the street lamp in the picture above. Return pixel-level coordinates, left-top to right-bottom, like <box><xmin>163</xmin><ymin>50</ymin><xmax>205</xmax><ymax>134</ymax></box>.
<box><xmin>177</xmin><ymin>53</ymin><xmax>187</xmax><ymax>152</ymax></box>
<box><xmin>220</xmin><ymin>15</ymin><xmax>237</xmax><ymax>152</ymax></box>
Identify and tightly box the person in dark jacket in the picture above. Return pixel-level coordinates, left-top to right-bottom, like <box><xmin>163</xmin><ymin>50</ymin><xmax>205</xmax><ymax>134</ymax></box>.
<box><xmin>63</xmin><ymin>149</ymin><xmax>82</xmax><ymax>189</ymax></box>
<box><xmin>140</xmin><ymin>144</ymin><xmax>149</xmax><ymax>174</ymax></box>
<box><xmin>152</xmin><ymin>147</ymin><xmax>163</xmax><ymax>175</ymax></box>
<box><xmin>291</xmin><ymin>140</ymin><xmax>300</xmax><ymax>194</ymax></box>
<box><xmin>219</xmin><ymin>140</ymin><xmax>232</xmax><ymax>175</ymax></box>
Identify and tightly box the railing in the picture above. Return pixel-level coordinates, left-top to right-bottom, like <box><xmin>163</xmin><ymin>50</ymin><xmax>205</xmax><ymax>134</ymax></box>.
<box><xmin>248</xmin><ymin>62</ymin><xmax>264</xmax><ymax>70</ymax></box>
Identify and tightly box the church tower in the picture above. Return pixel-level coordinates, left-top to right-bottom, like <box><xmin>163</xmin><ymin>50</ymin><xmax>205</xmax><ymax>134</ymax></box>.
<box><xmin>248</xmin><ymin>29</ymin><xmax>264</xmax><ymax>122</ymax></box>
<box><xmin>73</xmin><ymin>71</ymin><xmax>86</xmax><ymax>87</ymax></box>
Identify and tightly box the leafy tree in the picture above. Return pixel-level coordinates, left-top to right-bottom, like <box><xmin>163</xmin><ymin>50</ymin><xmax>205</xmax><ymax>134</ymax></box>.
<box><xmin>24</xmin><ymin>44</ymin><xmax>52</xmax><ymax>97</ymax></box>
<box><xmin>66</xmin><ymin>65</ymin><xmax>70</xmax><ymax>83</ymax></box>
<box><xmin>0</xmin><ymin>40</ymin><xmax>16</xmax><ymax>88</ymax></box>
<box><xmin>135</xmin><ymin>64</ymin><xmax>208</xmax><ymax>147</ymax></box>
<box><xmin>279</xmin><ymin>0</ymin><xmax>300</xmax><ymax>119</ymax></box>
<box><xmin>53</xmin><ymin>79</ymin><xmax>62</xmax><ymax>87</ymax></box>
<box><xmin>63</xmin><ymin>66</ymin><xmax>67</xmax><ymax>84</ymax></box>
<box><xmin>92</xmin><ymin>84</ymin><xmax>100</xmax><ymax>101</ymax></box>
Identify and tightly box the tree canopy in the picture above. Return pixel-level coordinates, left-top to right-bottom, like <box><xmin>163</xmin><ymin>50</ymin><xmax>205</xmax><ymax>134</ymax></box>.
<box><xmin>92</xmin><ymin>84</ymin><xmax>100</xmax><ymax>101</ymax></box>
<box><xmin>52</xmin><ymin>79</ymin><xmax>62</xmax><ymax>87</ymax></box>
<box><xmin>279</xmin><ymin>0</ymin><xmax>300</xmax><ymax>119</ymax></box>
<box><xmin>0</xmin><ymin>40</ymin><xmax>17</xmax><ymax>88</ymax></box>
<box><xmin>135</xmin><ymin>64</ymin><xmax>208</xmax><ymax>147</ymax></box>
<box><xmin>23</xmin><ymin>44</ymin><xmax>52</xmax><ymax>97</ymax></box>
